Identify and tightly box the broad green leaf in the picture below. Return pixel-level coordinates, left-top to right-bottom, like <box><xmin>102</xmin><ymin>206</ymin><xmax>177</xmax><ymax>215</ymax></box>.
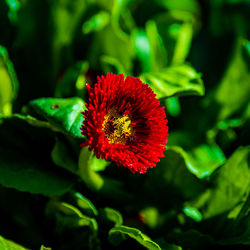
<box><xmin>82</xmin><ymin>11</ymin><xmax>110</xmax><ymax>34</ymax></box>
<box><xmin>168</xmin><ymin>144</ymin><xmax>226</xmax><ymax>179</ymax></box>
<box><xmin>0</xmin><ymin>150</ymin><xmax>75</xmax><ymax>196</ymax></box>
<box><xmin>0</xmin><ymin>45</ymin><xmax>19</xmax><ymax>116</ymax></box>
<box><xmin>140</xmin><ymin>64</ymin><xmax>204</xmax><ymax>99</ymax></box>
<box><xmin>0</xmin><ymin>116</ymin><xmax>76</xmax><ymax>196</ymax></box>
<box><xmin>217</xmin><ymin>194</ymin><xmax>250</xmax><ymax>245</ymax></box>
<box><xmin>145</xmin><ymin>148</ymin><xmax>205</xmax><ymax>200</ymax></box>
<box><xmin>109</xmin><ymin>225</ymin><xmax>161</xmax><ymax>250</ymax></box>
<box><xmin>29</xmin><ymin>97</ymin><xmax>86</xmax><ymax>138</ymax></box>
<box><xmin>211</xmin><ymin>37</ymin><xmax>250</xmax><ymax>120</ymax></box>
<box><xmin>189</xmin><ymin>146</ymin><xmax>250</xmax><ymax>219</ymax></box>
<box><xmin>0</xmin><ymin>235</ymin><xmax>28</xmax><ymax>250</ymax></box>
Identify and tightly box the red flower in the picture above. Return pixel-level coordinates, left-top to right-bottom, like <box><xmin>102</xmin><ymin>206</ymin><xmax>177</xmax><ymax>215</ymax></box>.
<box><xmin>80</xmin><ymin>73</ymin><xmax>168</xmax><ymax>173</ymax></box>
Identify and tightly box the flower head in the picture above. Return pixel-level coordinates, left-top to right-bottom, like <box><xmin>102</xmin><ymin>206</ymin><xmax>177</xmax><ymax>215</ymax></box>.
<box><xmin>80</xmin><ymin>73</ymin><xmax>168</xmax><ymax>173</ymax></box>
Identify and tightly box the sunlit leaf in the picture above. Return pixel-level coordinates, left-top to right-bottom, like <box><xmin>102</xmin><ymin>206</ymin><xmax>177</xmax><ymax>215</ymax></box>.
<box><xmin>0</xmin><ymin>235</ymin><xmax>28</xmax><ymax>250</ymax></box>
<box><xmin>140</xmin><ymin>64</ymin><xmax>204</xmax><ymax>99</ymax></box>
<box><xmin>208</xmin><ymin>37</ymin><xmax>250</xmax><ymax>120</ymax></box>
<box><xmin>0</xmin><ymin>45</ymin><xmax>19</xmax><ymax>116</ymax></box>
<box><xmin>29</xmin><ymin>97</ymin><xmax>86</xmax><ymax>138</ymax></box>
<box><xmin>189</xmin><ymin>146</ymin><xmax>250</xmax><ymax>219</ymax></box>
<box><xmin>109</xmin><ymin>225</ymin><xmax>161</xmax><ymax>249</ymax></box>
<box><xmin>168</xmin><ymin>144</ymin><xmax>226</xmax><ymax>179</ymax></box>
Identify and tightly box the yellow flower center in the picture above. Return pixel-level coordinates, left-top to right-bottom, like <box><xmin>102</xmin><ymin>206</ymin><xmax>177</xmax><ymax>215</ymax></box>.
<box><xmin>102</xmin><ymin>108</ymin><xmax>134</xmax><ymax>144</ymax></box>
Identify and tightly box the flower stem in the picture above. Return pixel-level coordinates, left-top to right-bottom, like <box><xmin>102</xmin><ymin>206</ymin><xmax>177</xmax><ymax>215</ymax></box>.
<box><xmin>78</xmin><ymin>148</ymin><xmax>104</xmax><ymax>191</ymax></box>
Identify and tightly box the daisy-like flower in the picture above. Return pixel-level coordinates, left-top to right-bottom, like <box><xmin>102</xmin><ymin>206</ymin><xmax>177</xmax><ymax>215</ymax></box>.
<box><xmin>80</xmin><ymin>73</ymin><xmax>168</xmax><ymax>173</ymax></box>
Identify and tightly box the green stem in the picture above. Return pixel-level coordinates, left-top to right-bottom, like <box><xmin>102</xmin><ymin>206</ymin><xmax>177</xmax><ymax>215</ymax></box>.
<box><xmin>78</xmin><ymin>148</ymin><xmax>104</xmax><ymax>191</ymax></box>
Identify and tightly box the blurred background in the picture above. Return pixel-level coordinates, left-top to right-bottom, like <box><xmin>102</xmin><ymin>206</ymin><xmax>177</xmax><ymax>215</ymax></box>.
<box><xmin>0</xmin><ymin>0</ymin><xmax>250</xmax><ymax>249</ymax></box>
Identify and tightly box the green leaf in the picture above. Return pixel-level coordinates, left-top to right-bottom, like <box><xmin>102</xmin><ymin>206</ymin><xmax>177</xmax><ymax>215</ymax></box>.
<box><xmin>168</xmin><ymin>144</ymin><xmax>226</xmax><ymax>179</ymax></box>
<box><xmin>189</xmin><ymin>146</ymin><xmax>250</xmax><ymax>219</ymax></box>
<box><xmin>0</xmin><ymin>235</ymin><xmax>28</xmax><ymax>250</ymax></box>
<box><xmin>140</xmin><ymin>64</ymin><xmax>204</xmax><ymax>99</ymax></box>
<box><xmin>145</xmin><ymin>148</ymin><xmax>205</xmax><ymax>200</ymax></box>
<box><xmin>29</xmin><ymin>97</ymin><xmax>86</xmax><ymax>138</ymax></box>
<box><xmin>217</xmin><ymin>194</ymin><xmax>250</xmax><ymax>245</ymax></box>
<box><xmin>46</xmin><ymin>199</ymin><xmax>100</xmax><ymax>249</ymax></box>
<box><xmin>12</xmin><ymin>114</ymin><xmax>59</xmax><ymax>131</ymax></box>
<box><xmin>100</xmin><ymin>207</ymin><xmax>123</xmax><ymax>226</ymax></box>
<box><xmin>74</xmin><ymin>192</ymin><xmax>98</xmax><ymax>217</ymax></box>
<box><xmin>0</xmin><ymin>45</ymin><xmax>19</xmax><ymax>116</ymax></box>
<box><xmin>89</xmin><ymin>23</ymin><xmax>133</xmax><ymax>73</ymax></box>
<box><xmin>56</xmin><ymin>202</ymin><xmax>98</xmax><ymax>232</ymax></box>
<box><xmin>210</xmin><ymin>37</ymin><xmax>250</xmax><ymax>120</ymax></box>
<box><xmin>0</xmin><ymin>116</ymin><xmax>76</xmax><ymax>196</ymax></box>
<box><xmin>0</xmin><ymin>150</ymin><xmax>75</xmax><ymax>196</ymax></box>
<box><xmin>109</xmin><ymin>225</ymin><xmax>161</xmax><ymax>250</ymax></box>
<box><xmin>82</xmin><ymin>11</ymin><xmax>110</xmax><ymax>34</ymax></box>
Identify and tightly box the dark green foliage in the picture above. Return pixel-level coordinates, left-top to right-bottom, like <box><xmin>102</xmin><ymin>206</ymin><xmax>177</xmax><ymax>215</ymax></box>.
<box><xmin>0</xmin><ymin>0</ymin><xmax>249</xmax><ymax>249</ymax></box>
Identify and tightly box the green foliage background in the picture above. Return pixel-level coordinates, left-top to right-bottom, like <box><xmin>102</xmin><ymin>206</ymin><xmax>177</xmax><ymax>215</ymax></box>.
<box><xmin>0</xmin><ymin>0</ymin><xmax>249</xmax><ymax>249</ymax></box>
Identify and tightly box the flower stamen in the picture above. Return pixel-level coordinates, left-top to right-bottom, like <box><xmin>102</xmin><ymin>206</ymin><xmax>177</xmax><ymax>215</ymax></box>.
<box><xmin>102</xmin><ymin>108</ymin><xmax>134</xmax><ymax>144</ymax></box>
